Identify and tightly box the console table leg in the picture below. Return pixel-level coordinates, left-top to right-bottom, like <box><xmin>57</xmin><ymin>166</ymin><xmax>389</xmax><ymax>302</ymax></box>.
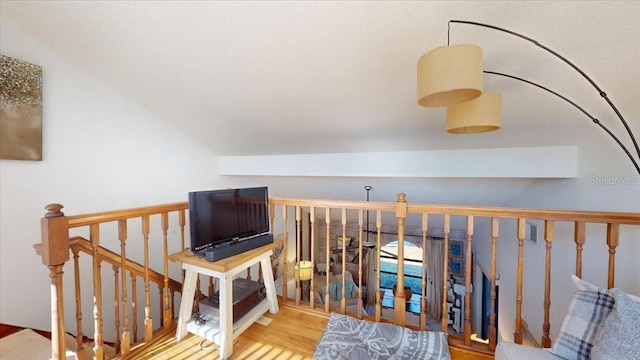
<box><xmin>176</xmin><ymin>269</ymin><xmax>198</xmax><ymax>340</ymax></box>
<box><xmin>219</xmin><ymin>275</ymin><xmax>234</xmax><ymax>359</ymax></box>
<box><xmin>260</xmin><ymin>257</ymin><xmax>279</xmax><ymax>314</ymax></box>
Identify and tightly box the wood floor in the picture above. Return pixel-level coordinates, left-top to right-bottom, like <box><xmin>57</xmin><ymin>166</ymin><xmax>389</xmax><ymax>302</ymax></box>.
<box><xmin>0</xmin><ymin>323</ymin><xmax>50</xmax><ymax>340</ymax></box>
<box><xmin>123</xmin><ymin>304</ymin><xmax>329</xmax><ymax>360</ymax></box>
<box><xmin>2</xmin><ymin>305</ymin><xmax>494</xmax><ymax>359</ymax></box>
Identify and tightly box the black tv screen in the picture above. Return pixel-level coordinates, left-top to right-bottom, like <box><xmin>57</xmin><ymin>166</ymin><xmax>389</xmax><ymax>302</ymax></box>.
<box><xmin>188</xmin><ymin>186</ymin><xmax>270</xmax><ymax>253</ymax></box>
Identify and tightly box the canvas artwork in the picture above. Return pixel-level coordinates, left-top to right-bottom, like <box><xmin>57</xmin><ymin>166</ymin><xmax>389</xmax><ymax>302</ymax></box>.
<box><xmin>449</xmin><ymin>258</ymin><xmax>463</xmax><ymax>276</ymax></box>
<box><xmin>0</xmin><ymin>54</ymin><xmax>43</xmax><ymax>161</ymax></box>
<box><xmin>449</xmin><ymin>240</ymin><xmax>464</xmax><ymax>257</ymax></box>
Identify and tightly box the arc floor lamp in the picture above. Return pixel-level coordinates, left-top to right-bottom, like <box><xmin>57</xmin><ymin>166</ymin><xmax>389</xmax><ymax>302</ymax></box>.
<box><xmin>417</xmin><ymin>20</ymin><xmax>640</xmax><ymax>176</ymax></box>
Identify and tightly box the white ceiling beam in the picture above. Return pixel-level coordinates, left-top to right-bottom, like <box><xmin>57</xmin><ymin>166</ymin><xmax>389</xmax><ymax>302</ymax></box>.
<box><xmin>219</xmin><ymin>146</ymin><xmax>577</xmax><ymax>178</ymax></box>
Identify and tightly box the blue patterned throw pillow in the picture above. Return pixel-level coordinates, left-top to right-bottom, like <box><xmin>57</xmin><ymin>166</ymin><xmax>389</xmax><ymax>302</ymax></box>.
<box><xmin>314</xmin><ymin>313</ymin><xmax>451</xmax><ymax>360</ymax></box>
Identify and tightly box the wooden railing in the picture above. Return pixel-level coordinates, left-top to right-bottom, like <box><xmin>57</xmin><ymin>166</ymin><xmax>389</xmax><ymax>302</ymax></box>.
<box><xmin>270</xmin><ymin>194</ymin><xmax>640</xmax><ymax>354</ymax></box>
<box><xmin>37</xmin><ymin>202</ymin><xmax>188</xmax><ymax>359</ymax></box>
<box><xmin>67</xmin><ymin>236</ymin><xmax>183</xmax><ymax>354</ymax></box>
<box><xmin>38</xmin><ymin>196</ymin><xmax>640</xmax><ymax>359</ymax></box>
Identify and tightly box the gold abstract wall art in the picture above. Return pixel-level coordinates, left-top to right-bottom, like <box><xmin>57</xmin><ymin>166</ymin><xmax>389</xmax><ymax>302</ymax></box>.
<box><xmin>1</xmin><ymin>54</ymin><xmax>43</xmax><ymax>161</ymax></box>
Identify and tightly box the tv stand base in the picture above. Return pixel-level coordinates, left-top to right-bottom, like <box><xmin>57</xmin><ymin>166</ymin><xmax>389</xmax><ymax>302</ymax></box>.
<box><xmin>204</xmin><ymin>233</ymin><xmax>274</xmax><ymax>262</ymax></box>
<box><xmin>170</xmin><ymin>242</ymin><xmax>279</xmax><ymax>360</ymax></box>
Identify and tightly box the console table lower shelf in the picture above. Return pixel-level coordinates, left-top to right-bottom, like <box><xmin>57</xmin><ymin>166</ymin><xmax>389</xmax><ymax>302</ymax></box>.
<box><xmin>185</xmin><ymin>298</ymin><xmax>270</xmax><ymax>343</ymax></box>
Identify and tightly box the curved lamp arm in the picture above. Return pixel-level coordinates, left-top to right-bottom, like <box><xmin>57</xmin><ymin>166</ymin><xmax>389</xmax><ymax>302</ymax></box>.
<box><xmin>449</xmin><ymin>20</ymin><xmax>640</xmax><ymax>174</ymax></box>
<box><xmin>484</xmin><ymin>71</ymin><xmax>640</xmax><ymax>175</ymax></box>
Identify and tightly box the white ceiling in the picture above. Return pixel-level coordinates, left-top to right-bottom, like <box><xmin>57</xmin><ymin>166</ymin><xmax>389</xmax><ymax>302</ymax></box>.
<box><xmin>2</xmin><ymin>1</ymin><xmax>639</xmax><ymax>158</ymax></box>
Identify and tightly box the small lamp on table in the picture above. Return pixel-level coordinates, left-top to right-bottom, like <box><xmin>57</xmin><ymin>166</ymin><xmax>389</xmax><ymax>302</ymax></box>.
<box><xmin>295</xmin><ymin>260</ymin><xmax>313</xmax><ymax>301</ymax></box>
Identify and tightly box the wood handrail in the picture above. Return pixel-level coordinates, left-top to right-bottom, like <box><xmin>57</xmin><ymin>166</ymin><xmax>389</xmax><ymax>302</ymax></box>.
<box><xmin>272</xmin><ymin>197</ymin><xmax>640</xmax><ymax>224</ymax></box>
<box><xmin>66</xmin><ymin>202</ymin><xmax>188</xmax><ymax>228</ymax></box>
<box><xmin>270</xmin><ymin>198</ymin><xmax>395</xmax><ymax>211</ymax></box>
<box><xmin>69</xmin><ymin>236</ymin><xmax>182</xmax><ymax>293</ymax></box>
<box><xmin>62</xmin><ymin>199</ymin><xmax>640</xmax><ymax>229</ymax></box>
<box><xmin>407</xmin><ymin>203</ymin><xmax>640</xmax><ymax>224</ymax></box>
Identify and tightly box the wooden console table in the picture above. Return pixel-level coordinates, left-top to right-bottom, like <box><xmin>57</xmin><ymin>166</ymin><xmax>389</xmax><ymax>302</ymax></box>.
<box><xmin>169</xmin><ymin>240</ymin><xmax>280</xmax><ymax>359</ymax></box>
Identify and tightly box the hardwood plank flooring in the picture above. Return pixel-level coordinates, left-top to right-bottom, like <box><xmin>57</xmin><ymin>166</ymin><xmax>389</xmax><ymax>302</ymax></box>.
<box><xmin>123</xmin><ymin>304</ymin><xmax>329</xmax><ymax>360</ymax></box>
<box><xmin>4</xmin><ymin>305</ymin><xmax>493</xmax><ymax>359</ymax></box>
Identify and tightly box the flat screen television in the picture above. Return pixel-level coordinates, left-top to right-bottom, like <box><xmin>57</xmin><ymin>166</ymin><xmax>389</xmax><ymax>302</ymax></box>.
<box><xmin>188</xmin><ymin>186</ymin><xmax>273</xmax><ymax>261</ymax></box>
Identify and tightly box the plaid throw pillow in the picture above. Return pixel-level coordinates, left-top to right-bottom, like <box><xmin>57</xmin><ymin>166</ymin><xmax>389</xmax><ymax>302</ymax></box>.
<box><xmin>550</xmin><ymin>276</ymin><xmax>614</xmax><ymax>360</ymax></box>
<box><xmin>591</xmin><ymin>288</ymin><xmax>640</xmax><ymax>359</ymax></box>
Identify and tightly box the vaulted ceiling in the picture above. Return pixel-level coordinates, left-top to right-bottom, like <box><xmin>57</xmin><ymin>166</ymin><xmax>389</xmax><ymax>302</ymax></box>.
<box><xmin>2</xmin><ymin>1</ymin><xmax>638</xmax><ymax>158</ymax></box>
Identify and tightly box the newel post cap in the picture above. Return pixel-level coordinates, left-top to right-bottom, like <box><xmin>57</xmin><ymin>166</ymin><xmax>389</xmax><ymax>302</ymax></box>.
<box><xmin>44</xmin><ymin>203</ymin><xmax>65</xmax><ymax>218</ymax></box>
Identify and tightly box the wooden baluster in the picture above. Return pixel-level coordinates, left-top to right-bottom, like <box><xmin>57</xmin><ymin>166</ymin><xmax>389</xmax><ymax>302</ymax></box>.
<box><xmin>514</xmin><ymin>218</ymin><xmax>526</xmax><ymax>344</ymax></box>
<box><xmin>179</xmin><ymin>209</ymin><xmax>186</xmax><ymax>250</ymax></box>
<box><xmin>158</xmin><ymin>284</ymin><xmax>163</xmax><ymax>327</ymax></box>
<box><xmin>441</xmin><ymin>215</ymin><xmax>450</xmax><ymax>332</ymax></box>
<box><xmin>40</xmin><ymin>204</ymin><xmax>69</xmax><ymax>360</ymax></box>
<box><xmin>341</xmin><ymin>208</ymin><xmax>347</xmax><ymax>313</ymax></box>
<box><xmin>194</xmin><ymin>277</ymin><xmax>203</xmax><ymax>313</ymax></box>
<box><xmin>246</xmin><ymin>208</ymin><xmax>257</xmax><ymax>281</ymax></box>
<box><xmin>179</xmin><ymin>210</ymin><xmax>186</xmax><ymax>284</ymax></box>
<box><xmin>394</xmin><ymin>193</ymin><xmax>407</xmax><ymax>326</ymax></box>
<box><xmin>542</xmin><ymin>220</ymin><xmax>554</xmax><ymax>348</ymax></box>
<box><xmin>258</xmin><ymin>261</ymin><xmax>264</xmax><ymax>283</ymax></box>
<box><xmin>574</xmin><ymin>222</ymin><xmax>586</xmax><ymax>278</ymax></box>
<box><xmin>162</xmin><ymin>212</ymin><xmax>171</xmax><ymax>329</ymax></box>
<box><xmin>357</xmin><ymin>209</ymin><xmax>364</xmax><ymax>318</ymax></box>
<box><xmin>607</xmin><ymin>223</ymin><xmax>619</xmax><ymax>289</ymax></box>
<box><xmin>270</xmin><ymin>202</ymin><xmax>280</xmax><ymax>294</ymax></box>
<box><xmin>142</xmin><ymin>215</ymin><xmax>153</xmax><ymax>342</ymax></box>
<box><xmin>296</xmin><ymin>206</ymin><xmax>302</xmax><ymax>305</ymax></box>
<box><xmin>113</xmin><ymin>265</ymin><xmax>121</xmax><ymax>354</ymax></box>
<box><xmin>375</xmin><ymin>210</ymin><xmax>382</xmax><ymax>322</ymax></box>
<box><xmin>282</xmin><ymin>205</ymin><xmax>288</xmax><ymax>301</ymax></box>
<box><xmin>72</xmin><ymin>248</ymin><xmax>85</xmax><ymax>360</ymax></box>
<box><xmin>464</xmin><ymin>215</ymin><xmax>474</xmax><ymax>345</ymax></box>
<box><xmin>131</xmin><ymin>273</ymin><xmax>138</xmax><ymax>343</ymax></box>
<box><xmin>420</xmin><ymin>213</ymin><xmax>428</xmax><ymax>330</ymax></box>
<box><xmin>118</xmin><ymin>220</ymin><xmax>130</xmax><ymax>355</ymax></box>
<box><xmin>310</xmin><ymin>206</ymin><xmax>316</xmax><ymax>309</ymax></box>
<box><xmin>170</xmin><ymin>290</ymin><xmax>176</xmax><ymax>319</ymax></box>
<box><xmin>49</xmin><ymin>264</ymin><xmax>67</xmax><ymax>360</ymax></box>
<box><xmin>90</xmin><ymin>224</ymin><xmax>104</xmax><ymax>360</ymax></box>
<box><xmin>324</xmin><ymin>208</ymin><xmax>331</xmax><ymax>313</ymax></box>
<box><xmin>488</xmin><ymin>218</ymin><xmax>499</xmax><ymax>351</ymax></box>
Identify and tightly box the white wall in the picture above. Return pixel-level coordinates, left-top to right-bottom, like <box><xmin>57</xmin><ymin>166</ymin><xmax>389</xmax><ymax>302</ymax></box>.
<box><xmin>0</xmin><ymin>23</ymin><xmax>222</xmax><ymax>332</ymax></box>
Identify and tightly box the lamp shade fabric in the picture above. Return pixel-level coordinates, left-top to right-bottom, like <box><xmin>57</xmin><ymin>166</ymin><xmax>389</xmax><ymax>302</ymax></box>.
<box><xmin>295</xmin><ymin>260</ymin><xmax>313</xmax><ymax>281</ymax></box>
<box><xmin>446</xmin><ymin>92</ymin><xmax>502</xmax><ymax>134</ymax></box>
<box><xmin>417</xmin><ymin>44</ymin><xmax>484</xmax><ymax>107</ymax></box>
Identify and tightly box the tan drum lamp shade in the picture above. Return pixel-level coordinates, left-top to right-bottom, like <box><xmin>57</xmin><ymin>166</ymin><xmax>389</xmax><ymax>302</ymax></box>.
<box><xmin>417</xmin><ymin>44</ymin><xmax>484</xmax><ymax>107</ymax></box>
<box><xmin>295</xmin><ymin>260</ymin><xmax>313</xmax><ymax>281</ymax></box>
<box><xmin>447</xmin><ymin>92</ymin><xmax>502</xmax><ymax>134</ymax></box>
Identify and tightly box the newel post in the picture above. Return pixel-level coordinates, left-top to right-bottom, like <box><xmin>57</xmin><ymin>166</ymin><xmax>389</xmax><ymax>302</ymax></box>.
<box><xmin>39</xmin><ymin>204</ymin><xmax>70</xmax><ymax>360</ymax></box>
